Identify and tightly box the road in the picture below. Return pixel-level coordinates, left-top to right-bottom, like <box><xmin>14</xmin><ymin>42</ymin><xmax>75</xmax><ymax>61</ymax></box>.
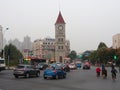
<box><xmin>0</xmin><ymin>66</ymin><xmax>120</xmax><ymax>90</ymax></box>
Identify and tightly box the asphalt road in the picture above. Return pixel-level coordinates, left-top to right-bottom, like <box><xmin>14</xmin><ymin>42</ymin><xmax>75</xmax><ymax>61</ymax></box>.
<box><xmin>0</xmin><ymin>66</ymin><xmax>120</xmax><ymax>90</ymax></box>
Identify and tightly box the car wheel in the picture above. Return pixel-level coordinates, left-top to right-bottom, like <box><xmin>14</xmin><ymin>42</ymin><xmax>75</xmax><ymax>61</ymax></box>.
<box><xmin>25</xmin><ymin>73</ymin><xmax>30</xmax><ymax>78</ymax></box>
<box><xmin>36</xmin><ymin>72</ymin><xmax>40</xmax><ymax>77</ymax></box>
<box><xmin>44</xmin><ymin>76</ymin><xmax>47</xmax><ymax>79</ymax></box>
<box><xmin>63</xmin><ymin>75</ymin><xmax>66</xmax><ymax>78</ymax></box>
<box><xmin>14</xmin><ymin>75</ymin><xmax>19</xmax><ymax>78</ymax></box>
<box><xmin>60</xmin><ymin>75</ymin><xmax>63</xmax><ymax>79</ymax></box>
<box><xmin>43</xmin><ymin>75</ymin><xmax>47</xmax><ymax>79</ymax></box>
<box><xmin>55</xmin><ymin>75</ymin><xmax>59</xmax><ymax>79</ymax></box>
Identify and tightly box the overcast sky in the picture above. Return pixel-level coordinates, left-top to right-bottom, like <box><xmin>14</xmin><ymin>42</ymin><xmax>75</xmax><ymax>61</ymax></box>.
<box><xmin>0</xmin><ymin>0</ymin><xmax>120</xmax><ymax>53</ymax></box>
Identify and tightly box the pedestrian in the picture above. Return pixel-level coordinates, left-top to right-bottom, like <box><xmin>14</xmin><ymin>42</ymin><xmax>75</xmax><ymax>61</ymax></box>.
<box><xmin>102</xmin><ymin>67</ymin><xmax>107</xmax><ymax>79</ymax></box>
<box><xmin>96</xmin><ymin>66</ymin><xmax>101</xmax><ymax>77</ymax></box>
<box><xmin>101</xmin><ymin>63</ymin><xmax>105</xmax><ymax>70</ymax></box>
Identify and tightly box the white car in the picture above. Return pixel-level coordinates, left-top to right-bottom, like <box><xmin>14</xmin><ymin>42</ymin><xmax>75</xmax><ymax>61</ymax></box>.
<box><xmin>68</xmin><ymin>63</ymin><xmax>76</xmax><ymax>70</ymax></box>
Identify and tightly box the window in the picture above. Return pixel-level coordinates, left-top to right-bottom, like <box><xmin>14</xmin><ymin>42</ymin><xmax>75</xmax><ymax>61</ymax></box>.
<box><xmin>58</xmin><ymin>46</ymin><xmax>64</xmax><ymax>50</ymax></box>
<box><xmin>58</xmin><ymin>38</ymin><xmax>63</xmax><ymax>42</ymax></box>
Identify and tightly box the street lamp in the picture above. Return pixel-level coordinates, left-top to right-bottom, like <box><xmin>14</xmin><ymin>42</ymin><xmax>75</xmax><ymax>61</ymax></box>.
<box><xmin>2</xmin><ymin>27</ymin><xmax>9</xmax><ymax>59</ymax></box>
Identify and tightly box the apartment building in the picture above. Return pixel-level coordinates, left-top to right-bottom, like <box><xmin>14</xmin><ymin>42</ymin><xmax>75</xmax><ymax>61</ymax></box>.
<box><xmin>113</xmin><ymin>33</ymin><xmax>120</xmax><ymax>49</ymax></box>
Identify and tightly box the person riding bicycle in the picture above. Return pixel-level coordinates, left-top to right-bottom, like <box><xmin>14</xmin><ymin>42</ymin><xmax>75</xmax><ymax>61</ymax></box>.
<box><xmin>96</xmin><ymin>66</ymin><xmax>101</xmax><ymax>77</ymax></box>
<box><xmin>111</xmin><ymin>67</ymin><xmax>117</xmax><ymax>79</ymax></box>
<box><xmin>101</xmin><ymin>63</ymin><xmax>105</xmax><ymax>70</ymax></box>
<box><xmin>102</xmin><ymin>67</ymin><xmax>107</xmax><ymax>79</ymax></box>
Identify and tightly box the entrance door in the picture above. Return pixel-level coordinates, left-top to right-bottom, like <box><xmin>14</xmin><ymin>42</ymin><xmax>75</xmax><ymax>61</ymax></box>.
<box><xmin>59</xmin><ymin>56</ymin><xmax>62</xmax><ymax>63</ymax></box>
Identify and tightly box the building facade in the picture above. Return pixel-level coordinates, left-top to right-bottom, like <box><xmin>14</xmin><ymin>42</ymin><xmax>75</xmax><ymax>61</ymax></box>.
<box><xmin>112</xmin><ymin>33</ymin><xmax>120</xmax><ymax>49</ymax></box>
<box><xmin>32</xmin><ymin>39</ymin><xmax>43</xmax><ymax>59</ymax></box>
<box><xmin>0</xmin><ymin>25</ymin><xmax>3</xmax><ymax>51</ymax></box>
<box><xmin>32</xmin><ymin>37</ymin><xmax>70</xmax><ymax>63</ymax></box>
<box><xmin>32</xmin><ymin>38</ymin><xmax>55</xmax><ymax>60</ymax></box>
<box><xmin>32</xmin><ymin>11</ymin><xmax>70</xmax><ymax>63</ymax></box>
<box><xmin>55</xmin><ymin>11</ymin><xmax>67</xmax><ymax>63</ymax></box>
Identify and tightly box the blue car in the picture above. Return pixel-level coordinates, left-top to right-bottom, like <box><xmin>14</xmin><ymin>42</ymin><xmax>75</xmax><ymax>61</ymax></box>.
<box><xmin>43</xmin><ymin>66</ymin><xmax>66</xmax><ymax>79</ymax></box>
<box><xmin>76</xmin><ymin>63</ymin><xmax>82</xmax><ymax>69</ymax></box>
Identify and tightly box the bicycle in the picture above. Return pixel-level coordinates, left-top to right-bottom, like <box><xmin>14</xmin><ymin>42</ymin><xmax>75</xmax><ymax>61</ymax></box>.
<box><xmin>102</xmin><ymin>74</ymin><xmax>107</xmax><ymax>79</ymax></box>
<box><xmin>112</xmin><ymin>73</ymin><xmax>116</xmax><ymax>81</ymax></box>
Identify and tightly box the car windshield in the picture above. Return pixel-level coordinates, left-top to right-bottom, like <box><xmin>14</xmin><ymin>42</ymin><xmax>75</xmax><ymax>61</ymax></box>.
<box><xmin>0</xmin><ymin>60</ymin><xmax>4</xmax><ymax>64</ymax></box>
<box><xmin>46</xmin><ymin>65</ymin><xmax>61</xmax><ymax>70</ymax></box>
<box><xmin>17</xmin><ymin>65</ymin><xmax>25</xmax><ymax>68</ymax></box>
<box><xmin>70</xmin><ymin>63</ymin><xmax>75</xmax><ymax>65</ymax></box>
<box><xmin>55</xmin><ymin>66</ymin><xmax>61</xmax><ymax>70</ymax></box>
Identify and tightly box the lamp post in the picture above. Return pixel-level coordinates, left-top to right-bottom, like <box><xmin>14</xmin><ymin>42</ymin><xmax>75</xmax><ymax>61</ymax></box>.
<box><xmin>2</xmin><ymin>27</ymin><xmax>9</xmax><ymax>59</ymax></box>
<box><xmin>0</xmin><ymin>25</ymin><xmax>9</xmax><ymax>69</ymax></box>
<box><xmin>0</xmin><ymin>25</ymin><xmax>3</xmax><ymax>56</ymax></box>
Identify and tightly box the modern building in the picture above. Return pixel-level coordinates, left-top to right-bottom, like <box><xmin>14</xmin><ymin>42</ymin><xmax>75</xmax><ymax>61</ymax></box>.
<box><xmin>32</xmin><ymin>39</ymin><xmax>44</xmax><ymax>59</ymax></box>
<box><xmin>32</xmin><ymin>37</ymin><xmax>56</xmax><ymax>61</ymax></box>
<box><xmin>0</xmin><ymin>25</ymin><xmax>3</xmax><ymax>52</ymax></box>
<box><xmin>112</xmin><ymin>33</ymin><xmax>120</xmax><ymax>49</ymax></box>
<box><xmin>8</xmin><ymin>39</ymin><xmax>21</xmax><ymax>50</ymax></box>
<box><xmin>8</xmin><ymin>36</ymin><xmax>32</xmax><ymax>58</ymax></box>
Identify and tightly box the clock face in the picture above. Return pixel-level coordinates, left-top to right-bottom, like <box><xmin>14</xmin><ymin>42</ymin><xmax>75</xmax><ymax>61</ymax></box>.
<box><xmin>58</xmin><ymin>25</ymin><xmax>63</xmax><ymax>30</ymax></box>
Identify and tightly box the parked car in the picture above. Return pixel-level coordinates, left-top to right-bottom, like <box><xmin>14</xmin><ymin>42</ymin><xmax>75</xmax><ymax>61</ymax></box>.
<box><xmin>56</xmin><ymin>63</ymin><xmax>70</xmax><ymax>72</ymax></box>
<box><xmin>43</xmin><ymin>66</ymin><xmax>66</xmax><ymax>79</ymax></box>
<box><xmin>68</xmin><ymin>63</ymin><xmax>77</xmax><ymax>70</ymax></box>
<box><xmin>37</xmin><ymin>63</ymin><xmax>48</xmax><ymax>70</ymax></box>
<box><xmin>13</xmin><ymin>64</ymin><xmax>40</xmax><ymax>78</ymax></box>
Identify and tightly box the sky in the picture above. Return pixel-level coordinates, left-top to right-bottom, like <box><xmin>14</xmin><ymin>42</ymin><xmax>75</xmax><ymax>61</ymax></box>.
<box><xmin>0</xmin><ymin>0</ymin><xmax>120</xmax><ymax>53</ymax></box>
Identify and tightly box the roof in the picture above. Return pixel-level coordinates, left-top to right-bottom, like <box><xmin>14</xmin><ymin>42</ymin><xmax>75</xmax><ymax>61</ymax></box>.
<box><xmin>55</xmin><ymin>11</ymin><xmax>65</xmax><ymax>24</ymax></box>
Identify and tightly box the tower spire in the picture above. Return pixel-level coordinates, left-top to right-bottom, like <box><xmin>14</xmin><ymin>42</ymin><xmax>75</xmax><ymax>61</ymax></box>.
<box><xmin>55</xmin><ymin>11</ymin><xmax>66</xmax><ymax>24</ymax></box>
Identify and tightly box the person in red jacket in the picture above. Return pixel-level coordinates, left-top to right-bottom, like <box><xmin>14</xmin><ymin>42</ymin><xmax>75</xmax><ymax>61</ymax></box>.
<box><xmin>96</xmin><ymin>66</ymin><xmax>101</xmax><ymax>77</ymax></box>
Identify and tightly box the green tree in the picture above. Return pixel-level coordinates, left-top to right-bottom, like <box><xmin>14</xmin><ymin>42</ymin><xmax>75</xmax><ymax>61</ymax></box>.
<box><xmin>97</xmin><ymin>42</ymin><xmax>107</xmax><ymax>50</ymax></box>
<box><xmin>89</xmin><ymin>50</ymin><xmax>98</xmax><ymax>64</ymax></box>
<box><xmin>4</xmin><ymin>44</ymin><xmax>23</xmax><ymax>66</ymax></box>
<box><xmin>82</xmin><ymin>50</ymin><xmax>92</xmax><ymax>60</ymax></box>
<box><xmin>68</xmin><ymin>50</ymin><xmax>77</xmax><ymax>61</ymax></box>
<box><xmin>97</xmin><ymin>42</ymin><xmax>108</xmax><ymax>63</ymax></box>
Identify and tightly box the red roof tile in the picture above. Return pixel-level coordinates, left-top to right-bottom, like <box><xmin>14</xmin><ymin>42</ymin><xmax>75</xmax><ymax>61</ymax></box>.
<box><xmin>55</xmin><ymin>11</ymin><xmax>65</xmax><ymax>24</ymax></box>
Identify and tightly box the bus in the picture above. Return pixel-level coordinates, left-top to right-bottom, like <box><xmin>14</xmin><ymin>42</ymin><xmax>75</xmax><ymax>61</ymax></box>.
<box><xmin>0</xmin><ymin>57</ymin><xmax>6</xmax><ymax>72</ymax></box>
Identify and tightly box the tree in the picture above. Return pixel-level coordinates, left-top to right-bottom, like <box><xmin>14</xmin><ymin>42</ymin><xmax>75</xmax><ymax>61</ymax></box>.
<box><xmin>68</xmin><ymin>50</ymin><xmax>77</xmax><ymax>61</ymax></box>
<box><xmin>96</xmin><ymin>42</ymin><xmax>108</xmax><ymax>63</ymax></box>
<box><xmin>97</xmin><ymin>42</ymin><xmax>107</xmax><ymax>50</ymax></box>
<box><xmin>89</xmin><ymin>50</ymin><xmax>98</xmax><ymax>64</ymax></box>
<box><xmin>4</xmin><ymin>44</ymin><xmax>23</xmax><ymax>66</ymax></box>
<box><xmin>82</xmin><ymin>50</ymin><xmax>92</xmax><ymax>60</ymax></box>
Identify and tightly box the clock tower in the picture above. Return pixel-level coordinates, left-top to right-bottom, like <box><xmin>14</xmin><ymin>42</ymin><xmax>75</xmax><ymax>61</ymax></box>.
<box><xmin>55</xmin><ymin>11</ymin><xmax>66</xmax><ymax>63</ymax></box>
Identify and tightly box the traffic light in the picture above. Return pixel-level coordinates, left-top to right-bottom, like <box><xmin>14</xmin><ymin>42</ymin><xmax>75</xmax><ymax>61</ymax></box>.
<box><xmin>114</xmin><ymin>55</ymin><xmax>117</xmax><ymax>60</ymax></box>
